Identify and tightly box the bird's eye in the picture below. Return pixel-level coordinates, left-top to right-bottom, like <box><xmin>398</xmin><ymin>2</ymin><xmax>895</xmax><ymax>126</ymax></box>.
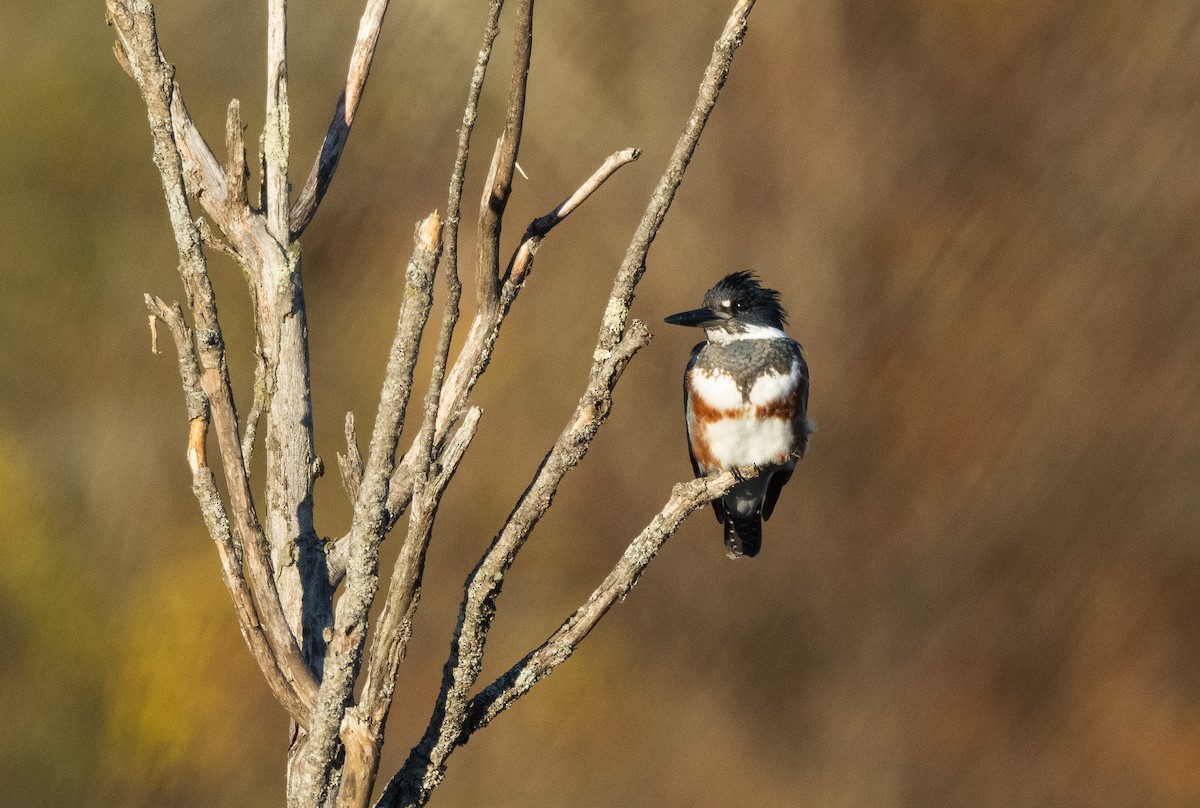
<box><xmin>733</xmin><ymin>299</ymin><xmax>748</xmax><ymax>312</ymax></box>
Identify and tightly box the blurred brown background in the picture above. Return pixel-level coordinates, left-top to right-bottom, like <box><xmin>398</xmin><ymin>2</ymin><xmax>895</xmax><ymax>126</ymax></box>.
<box><xmin>4</xmin><ymin>1</ymin><xmax>1200</xmax><ymax>805</ymax></box>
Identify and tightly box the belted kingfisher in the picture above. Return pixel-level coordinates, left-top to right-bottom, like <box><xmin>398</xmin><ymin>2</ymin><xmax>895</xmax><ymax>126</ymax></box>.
<box><xmin>664</xmin><ymin>271</ymin><xmax>811</xmax><ymax>558</ymax></box>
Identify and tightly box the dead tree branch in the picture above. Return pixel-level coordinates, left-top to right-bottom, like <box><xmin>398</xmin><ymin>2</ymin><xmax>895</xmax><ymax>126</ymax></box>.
<box><xmin>374</xmin><ymin>145</ymin><xmax>640</xmax><ymax>540</ymax></box>
<box><xmin>109</xmin><ymin>0</ymin><xmax>317</xmax><ymax>725</ymax></box>
<box><xmin>392</xmin><ymin>321</ymin><xmax>653</xmax><ymax>804</ymax></box>
<box><xmin>323</xmin><ymin>0</ymin><xmax>506</xmax><ymax>588</ymax></box>
<box><xmin>468</xmin><ymin>467</ymin><xmax>747</xmax><ymax>729</ymax></box>
<box><xmin>264</xmin><ymin>0</ymin><xmax>290</xmax><ymax>241</ymax></box>
<box><xmin>116</xmin><ymin>0</ymin><xmax>762</xmax><ymax>804</ymax></box>
<box><xmin>507</xmin><ymin>146</ymin><xmax>641</xmax><ymax>284</ymax></box>
<box><xmin>338</xmin><ymin>407</ymin><xmax>482</xmax><ymax>808</ymax></box>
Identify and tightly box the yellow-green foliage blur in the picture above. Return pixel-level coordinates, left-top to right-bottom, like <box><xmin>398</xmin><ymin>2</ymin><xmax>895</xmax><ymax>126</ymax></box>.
<box><xmin>4</xmin><ymin>1</ymin><xmax>1200</xmax><ymax>806</ymax></box>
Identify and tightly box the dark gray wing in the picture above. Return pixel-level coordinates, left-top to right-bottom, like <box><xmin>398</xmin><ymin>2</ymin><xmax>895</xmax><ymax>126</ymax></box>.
<box><xmin>793</xmin><ymin>345</ymin><xmax>812</xmax><ymax>458</ymax></box>
<box><xmin>762</xmin><ymin>341</ymin><xmax>809</xmax><ymax>521</ymax></box>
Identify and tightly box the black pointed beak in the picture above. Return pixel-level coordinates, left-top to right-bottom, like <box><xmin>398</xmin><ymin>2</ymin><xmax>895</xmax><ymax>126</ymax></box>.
<box><xmin>664</xmin><ymin>307</ymin><xmax>726</xmax><ymax>328</ymax></box>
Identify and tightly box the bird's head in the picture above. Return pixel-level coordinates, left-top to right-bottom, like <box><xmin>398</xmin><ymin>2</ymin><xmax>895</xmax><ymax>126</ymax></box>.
<box><xmin>664</xmin><ymin>271</ymin><xmax>788</xmax><ymax>341</ymax></box>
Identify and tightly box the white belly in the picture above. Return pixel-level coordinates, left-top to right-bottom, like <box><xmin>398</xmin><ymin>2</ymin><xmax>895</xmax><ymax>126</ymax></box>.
<box><xmin>703</xmin><ymin>414</ymin><xmax>793</xmax><ymax>468</ymax></box>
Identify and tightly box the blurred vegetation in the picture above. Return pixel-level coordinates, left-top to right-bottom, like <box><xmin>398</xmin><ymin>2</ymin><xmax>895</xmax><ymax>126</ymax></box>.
<box><xmin>3</xmin><ymin>0</ymin><xmax>1200</xmax><ymax>805</ymax></box>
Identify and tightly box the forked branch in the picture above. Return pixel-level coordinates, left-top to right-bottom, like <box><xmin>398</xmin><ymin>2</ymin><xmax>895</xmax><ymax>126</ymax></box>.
<box><xmin>373</xmin><ymin>146</ymin><xmax>641</xmax><ymax>541</ymax></box>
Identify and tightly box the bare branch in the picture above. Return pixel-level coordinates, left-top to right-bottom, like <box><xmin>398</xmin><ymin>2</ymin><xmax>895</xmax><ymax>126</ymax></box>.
<box><xmin>598</xmin><ymin>0</ymin><xmax>756</xmax><ymax>353</ymax></box>
<box><xmin>465</xmin><ymin>469</ymin><xmax>746</xmax><ymax>730</ymax></box>
<box><xmin>203</xmin><ymin>362</ymin><xmax>320</xmax><ymax>721</ymax></box>
<box><xmin>373</xmin><ymin>412</ymin><xmax>485</xmax><ymax>680</ymax></box>
<box><xmin>264</xmin><ymin>0</ymin><xmax>290</xmax><ymax>242</ymax></box>
<box><xmin>144</xmin><ymin>296</ymin><xmax>207</xmax><ymax>422</ymax></box>
<box><xmin>475</xmin><ymin>0</ymin><xmax>534</xmax><ymax>315</ymax></box>
<box><xmin>367</xmin><ymin>0</ymin><xmax>505</xmax><ymax>538</ymax></box>
<box><xmin>430</xmin><ymin>146</ymin><xmax>641</xmax><ymax>455</ymax></box>
<box><xmin>170</xmin><ymin>77</ymin><xmax>231</xmax><ymax>233</ymax></box>
<box><xmin>427</xmin><ymin>406</ymin><xmax>481</xmax><ymax>495</ymax></box>
<box><xmin>323</xmin><ymin>46</ymin><xmax>565</xmax><ymax>765</ymax></box>
<box><xmin>366</xmin><ymin>145</ymin><xmax>641</xmax><ymax>567</ymax></box>
<box><xmin>321</xmin><ymin>0</ymin><xmax>500</xmax><ymax>599</ymax></box>
<box><xmin>443</xmin><ymin>0</ymin><xmax>504</xmax><ymax>299</ymax></box>
<box><xmin>109</xmin><ymin>0</ymin><xmax>317</xmax><ymax>723</ymax></box>
<box><xmin>341</xmin><ymin>147</ymin><xmax>646</xmax><ymax>768</ymax></box>
<box><xmin>351</xmin><ymin>213</ymin><xmax>443</xmax><ymax>545</ymax></box>
<box><xmin>384</xmin><ymin>320</ymin><xmax>650</xmax><ymax>806</ymax></box>
<box><xmin>369</xmin><ymin>144</ymin><xmax>639</xmax><ymax>542</ymax></box>
<box><xmin>507</xmin><ymin>147</ymin><xmax>640</xmax><ymax>284</ymax></box>
<box><xmin>290</xmin><ymin>0</ymin><xmax>392</xmax><ymax>237</ymax></box>
<box><xmin>290</xmin><ymin>213</ymin><xmax>443</xmax><ymax>807</ymax></box>
<box><xmin>107</xmin><ymin>2</ymin><xmax>208</xmax><ymax>307</ymax></box>
<box><xmin>327</xmin><ymin>417</ymin><xmax>468</xmax><ymax>590</ymax></box>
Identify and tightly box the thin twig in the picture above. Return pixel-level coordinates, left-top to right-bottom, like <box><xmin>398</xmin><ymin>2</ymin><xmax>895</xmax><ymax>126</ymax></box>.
<box><xmin>367</xmin><ymin>146</ymin><xmax>639</xmax><ymax>542</ymax></box>
<box><xmin>383</xmin><ymin>322</ymin><xmax>651</xmax><ymax>807</ymax></box>
<box><xmin>369</xmin><ymin>410</ymin><xmax>482</xmax><ymax>706</ymax></box>
<box><xmin>322</xmin><ymin>0</ymin><xmax>505</xmax><ymax>582</ymax></box>
<box><xmin>341</xmin><ymin>406</ymin><xmax>482</xmax><ymax>808</ymax></box>
<box><xmin>354</xmin><ymin>146</ymin><xmax>641</xmax><ymax>572</ymax></box>
<box><xmin>441</xmin><ymin>0</ymin><xmax>504</xmax><ymax>308</ymax></box>
<box><xmin>507</xmin><ymin>147</ymin><xmax>640</xmax><ymax>284</ymax></box>
<box><xmin>431</xmin><ymin>146</ymin><xmax>641</xmax><ymax>450</ymax></box>
<box><xmin>290</xmin><ymin>0</ymin><xmax>392</xmax><ymax>237</ymax></box>
<box><xmin>412</xmin><ymin>321</ymin><xmax>651</xmax><ymax>781</ymax></box>
<box><xmin>598</xmin><ymin>0</ymin><xmax>756</xmax><ymax>353</ymax></box>
<box><xmin>466</xmin><ymin>468</ymin><xmax>746</xmax><ymax>730</ymax></box>
<box><xmin>146</xmin><ymin>295</ymin><xmax>311</xmax><ymax>723</ymax></box>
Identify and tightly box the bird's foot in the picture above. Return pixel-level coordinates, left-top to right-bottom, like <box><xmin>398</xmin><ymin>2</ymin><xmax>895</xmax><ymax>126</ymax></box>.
<box><xmin>732</xmin><ymin>463</ymin><xmax>762</xmax><ymax>483</ymax></box>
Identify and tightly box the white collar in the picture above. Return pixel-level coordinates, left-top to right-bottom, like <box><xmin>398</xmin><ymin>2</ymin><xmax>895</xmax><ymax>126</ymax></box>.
<box><xmin>704</xmin><ymin>323</ymin><xmax>789</xmax><ymax>343</ymax></box>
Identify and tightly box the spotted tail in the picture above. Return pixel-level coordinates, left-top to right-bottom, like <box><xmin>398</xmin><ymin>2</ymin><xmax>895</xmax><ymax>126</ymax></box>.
<box><xmin>723</xmin><ymin>512</ymin><xmax>762</xmax><ymax>558</ymax></box>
